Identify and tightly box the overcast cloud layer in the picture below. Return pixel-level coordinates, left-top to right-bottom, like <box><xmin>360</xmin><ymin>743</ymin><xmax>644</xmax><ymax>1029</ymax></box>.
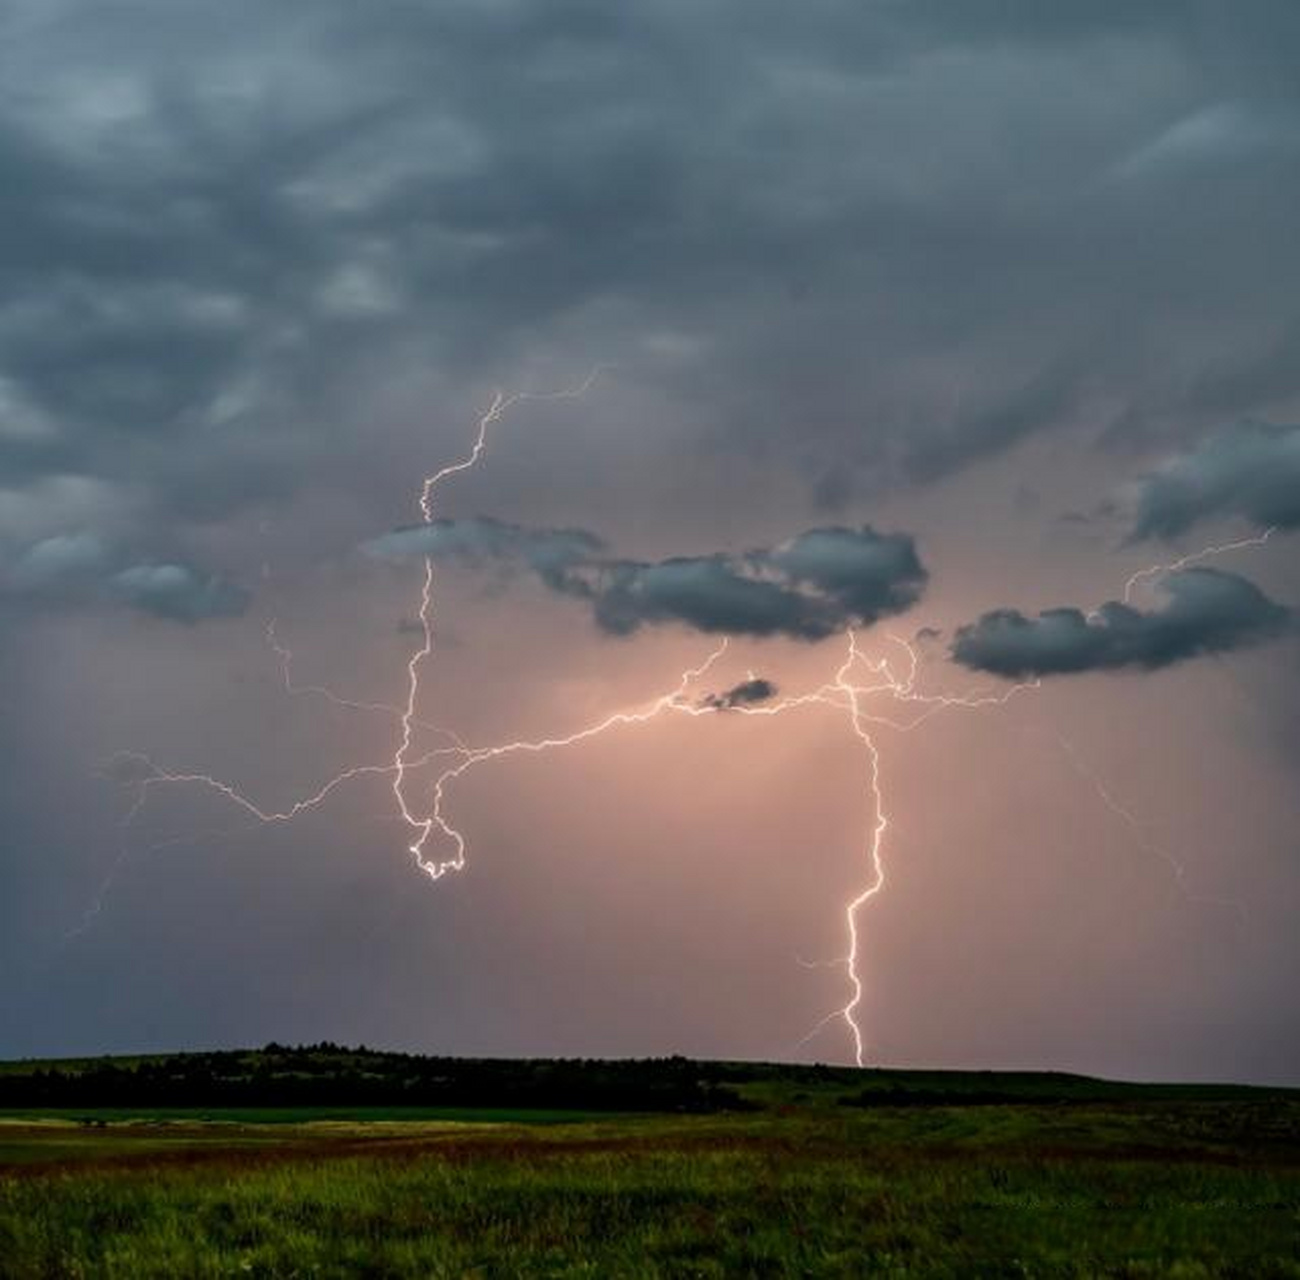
<box><xmin>2</xmin><ymin>1</ymin><xmax>1299</xmax><ymax>1082</ymax></box>
<box><xmin>5</xmin><ymin>0</ymin><xmax>1300</xmax><ymax>591</ymax></box>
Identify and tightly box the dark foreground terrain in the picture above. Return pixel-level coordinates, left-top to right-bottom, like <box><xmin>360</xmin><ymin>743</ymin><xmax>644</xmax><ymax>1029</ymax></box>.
<box><xmin>1</xmin><ymin>1047</ymin><xmax>1297</xmax><ymax>1277</ymax></box>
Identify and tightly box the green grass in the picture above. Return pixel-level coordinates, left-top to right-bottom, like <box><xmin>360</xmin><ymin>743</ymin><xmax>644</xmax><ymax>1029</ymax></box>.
<box><xmin>2</xmin><ymin>1096</ymin><xmax>1298</xmax><ymax>1277</ymax></box>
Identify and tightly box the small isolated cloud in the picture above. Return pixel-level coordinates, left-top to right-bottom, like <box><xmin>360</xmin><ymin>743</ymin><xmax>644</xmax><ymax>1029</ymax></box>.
<box><xmin>11</xmin><ymin>532</ymin><xmax>114</xmax><ymax>590</ymax></box>
<box><xmin>1132</xmin><ymin>423</ymin><xmax>1300</xmax><ymax>540</ymax></box>
<box><xmin>700</xmin><ymin>677</ymin><xmax>778</xmax><ymax>712</ymax></box>
<box><xmin>951</xmin><ymin>569</ymin><xmax>1289</xmax><ymax>678</ymax></box>
<box><xmin>4</xmin><ymin>532</ymin><xmax>248</xmax><ymax>622</ymax></box>
<box><xmin>365</xmin><ymin>518</ymin><xmax>927</xmax><ymax>642</ymax></box>
<box><xmin>363</xmin><ymin>516</ymin><xmax>604</xmax><ymax>592</ymax></box>
<box><xmin>1115</xmin><ymin>103</ymin><xmax>1286</xmax><ymax>178</ymax></box>
<box><xmin>110</xmin><ymin>564</ymin><xmax>249</xmax><ymax>622</ymax></box>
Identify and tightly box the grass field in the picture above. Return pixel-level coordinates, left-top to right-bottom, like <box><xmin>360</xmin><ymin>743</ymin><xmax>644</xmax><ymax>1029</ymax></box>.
<box><xmin>1</xmin><ymin>1054</ymin><xmax>1297</xmax><ymax>1277</ymax></box>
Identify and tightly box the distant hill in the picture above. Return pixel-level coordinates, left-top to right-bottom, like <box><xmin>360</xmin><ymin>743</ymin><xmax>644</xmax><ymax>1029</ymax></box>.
<box><xmin>0</xmin><ymin>1044</ymin><xmax>752</xmax><ymax>1113</ymax></box>
<box><xmin>0</xmin><ymin>1044</ymin><xmax>1291</xmax><ymax>1114</ymax></box>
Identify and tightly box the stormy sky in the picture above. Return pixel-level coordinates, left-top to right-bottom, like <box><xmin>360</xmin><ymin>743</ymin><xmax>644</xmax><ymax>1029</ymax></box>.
<box><xmin>3</xmin><ymin>1</ymin><xmax>1299</xmax><ymax>1083</ymax></box>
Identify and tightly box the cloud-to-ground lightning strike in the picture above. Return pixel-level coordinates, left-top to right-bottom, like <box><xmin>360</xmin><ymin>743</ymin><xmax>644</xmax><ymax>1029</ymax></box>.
<box><xmin>112</xmin><ymin>625</ymin><xmax>1033</xmax><ymax>1067</ymax></box>
<box><xmin>103</xmin><ymin>380</ymin><xmax>1279</xmax><ymax>1068</ymax></box>
<box><xmin>391</xmin><ymin>624</ymin><xmax>1035</xmax><ymax>1061</ymax></box>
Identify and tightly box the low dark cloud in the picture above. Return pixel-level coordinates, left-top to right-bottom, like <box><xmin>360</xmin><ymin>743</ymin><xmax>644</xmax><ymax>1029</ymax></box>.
<box><xmin>1132</xmin><ymin>423</ymin><xmax>1300</xmax><ymax>540</ymax></box>
<box><xmin>366</xmin><ymin>519</ymin><xmax>927</xmax><ymax>641</ymax></box>
<box><xmin>2</xmin><ymin>531</ymin><xmax>248</xmax><ymax>622</ymax></box>
<box><xmin>588</xmin><ymin>527</ymin><xmax>927</xmax><ymax>640</ymax></box>
<box><xmin>364</xmin><ymin>516</ymin><xmax>603</xmax><ymax>591</ymax></box>
<box><xmin>951</xmin><ymin>568</ymin><xmax>1289</xmax><ymax>678</ymax></box>
<box><xmin>700</xmin><ymin>677</ymin><xmax>778</xmax><ymax>712</ymax></box>
<box><xmin>10</xmin><ymin>531</ymin><xmax>113</xmax><ymax>591</ymax></box>
<box><xmin>109</xmin><ymin>564</ymin><xmax>249</xmax><ymax>623</ymax></box>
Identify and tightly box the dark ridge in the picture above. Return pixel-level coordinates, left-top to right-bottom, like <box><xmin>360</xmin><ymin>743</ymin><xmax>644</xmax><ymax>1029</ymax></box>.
<box><xmin>1</xmin><ymin>1045</ymin><xmax>1294</xmax><ymax>1115</ymax></box>
<box><xmin>0</xmin><ymin>1045</ymin><xmax>755</xmax><ymax>1114</ymax></box>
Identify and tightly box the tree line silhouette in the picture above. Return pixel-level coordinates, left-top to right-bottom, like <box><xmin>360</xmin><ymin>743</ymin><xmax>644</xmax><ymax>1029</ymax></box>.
<box><xmin>0</xmin><ymin>1044</ymin><xmax>756</xmax><ymax>1112</ymax></box>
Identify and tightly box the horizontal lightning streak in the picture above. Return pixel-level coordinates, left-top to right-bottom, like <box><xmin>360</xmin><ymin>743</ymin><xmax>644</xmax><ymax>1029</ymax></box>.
<box><xmin>111</xmin><ymin>746</ymin><xmax>465</xmax><ymax>828</ymax></box>
<box><xmin>416</xmin><ymin>642</ymin><xmax>731</xmax><ymax>881</ymax></box>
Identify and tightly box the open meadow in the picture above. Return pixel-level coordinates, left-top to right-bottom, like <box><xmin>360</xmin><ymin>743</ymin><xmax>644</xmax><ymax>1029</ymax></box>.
<box><xmin>1</xmin><ymin>1049</ymin><xmax>1297</xmax><ymax>1277</ymax></box>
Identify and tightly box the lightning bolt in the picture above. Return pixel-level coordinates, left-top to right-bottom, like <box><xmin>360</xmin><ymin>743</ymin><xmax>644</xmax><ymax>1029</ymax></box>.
<box><xmin>1051</xmin><ymin>732</ymin><xmax>1248</xmax><ymax>922</ymax></box>
<box><xmin>104</xmin><ymin>375</ymin><xmax>603</xmax><ymax>857</ymax></box>
<box><xmin>97</xmin><ymin>376</ymin><xmax>1279</xmax><ymax>1069</ymax></box>
<box><xmin>391</xmin><ymin>371</ymin><xmax>607</xmax><ymax>871</ymax></box>
<box><xmin>1122</xmin><ymin>527</ymin><xmax>1276</xmax><ymax>604</ymax></box>
<box><xmin>399</xmin><ymin>625</ymin><xmax>1035</xmax><ymax>1063</ymax></box>
<box><xmin>411</xmin><ymin>641</ymin><xmax>730</xmax><ymax>881</ymax></box>
<box><xmin>267</xmin><ymin>620</ymin><xmax>468</xmax><ymax>749</ymax></box>
<box><xmin>781</xmin><ymin>634</ymin><xmax>1034</xmax><ymax>1063</ymax></box>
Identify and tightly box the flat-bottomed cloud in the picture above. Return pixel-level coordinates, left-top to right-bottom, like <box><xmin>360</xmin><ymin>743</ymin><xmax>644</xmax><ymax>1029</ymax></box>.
<box><xmin>951</xmin><ymin>568</ymin><xmax>1289</xmax><ymax>678</ymax></box>
<box><xmin>366</xmin><ymin>518</ymin><xmax>927</xmax><ymax>641</ymax></box>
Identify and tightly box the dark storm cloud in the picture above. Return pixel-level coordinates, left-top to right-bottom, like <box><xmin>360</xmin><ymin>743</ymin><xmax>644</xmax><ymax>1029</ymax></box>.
<box><xmin>366</xmin><ymin>518</ymin><xmax>926</xmax><ymax>640</ymax></box>
<box><xmin>109</xmin><ymin>564</ymin><xmax>249</xmax><ymax>622</ymax></box>
<box><xmin>9</xmin><ymin>531</ymin><xmax>113</xmax><ymax>590</ymax></box>
<box><xmin>1</xmin><ymin>0</ymin><xmax>1299</xmax><ymax>573</ymax></box>
<box><xmin>364</xmin><ymin>516</ymin><xmax>604</xmax><ymax>591</ymax></box>
<box><xmin>589</xmin><ymin>527</ymin><xmax>926</xmax><ymax>640</ymax></box>
<box><xmin>587</xmin><ymin>557</ymin><xmax>825</xmax><ymax>639</ymax></box>
<box><xmin>951</xmin><ymin>568</ymin><xmax>1289</xmax><ymax>678</ymax></box>
<box><xmin>1131</xmin><ymin>423</ymin><xmax>1300</xmax><ymax>540</ymax></box>
<box><xmin>3</xmin><ymin>531</ymin><xmax>248</xmax><ymax>622</ymax></box>
<box><xmin>762</xmin><ymin>527</ymin><xmax>928</xmax><ymax>624</ymax></box>
<box><xmin>699</xmin><ymin>677</ymin><xmax>778</xmax><ymax>712</ymax></box>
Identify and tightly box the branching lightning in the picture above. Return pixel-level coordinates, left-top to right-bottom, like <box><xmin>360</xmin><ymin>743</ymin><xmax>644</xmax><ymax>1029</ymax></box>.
<box><xmin>1051</xmin><ymin>732</ymin><xmax>1248</xmax><ymax>922</ymax></box>
<box><xmin>401</xmin><ymin>625</ymin><xmax>1035</xmax><ymax>1061</ymax></box>
<box><xmin>267</xmin><ymin>620</ymin><xmax>468</xmax><ymax>749</ymax></box>
<box><xmin>1122</xmin><ymin>527</ymin><xmax>1276</xmax><ymax>604</ymax></box>
<box><xmin>391</xmin><ymin>372</ymin><xmax>606</xmax><ymax>871</ymax></box>
<box><xmin>99</xmin><ymin>377</ymin><xmax>1278</xmax><ymax>1068</ymax></box>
